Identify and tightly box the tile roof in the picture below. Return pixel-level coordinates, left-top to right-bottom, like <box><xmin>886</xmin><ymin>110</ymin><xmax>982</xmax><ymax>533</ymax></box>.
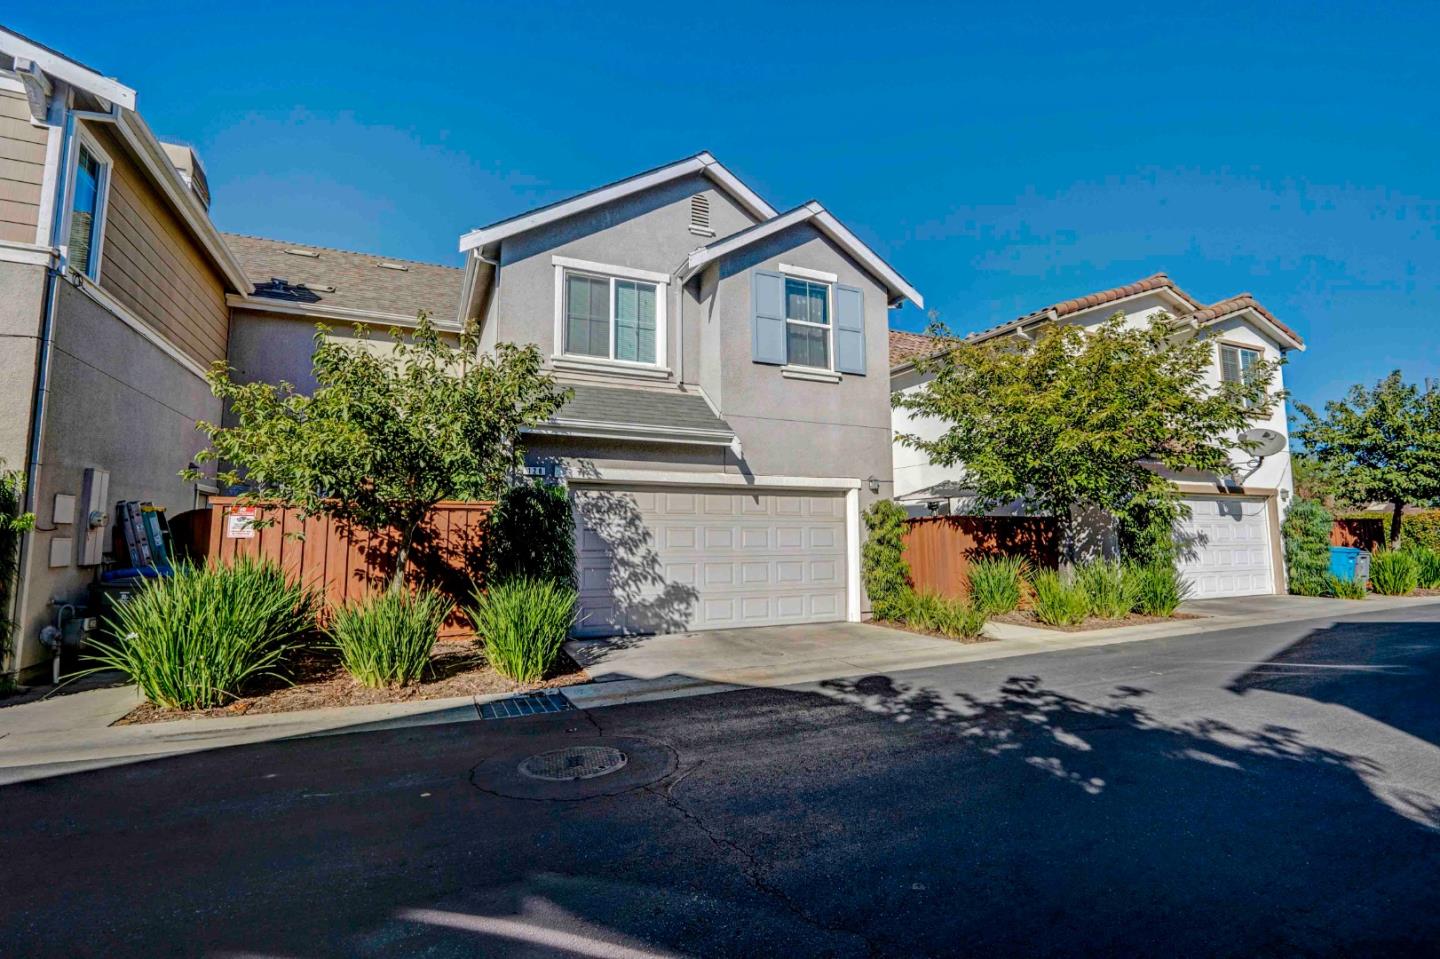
<box><xmin>224</xmin><ymin>233</ymin><xmax>464</xmax><ymax>322</ymax></box>
<box><xmin>889</xmin><ymin>274</ymin><xmax>1303</xmax><ymax>370</ymax></box>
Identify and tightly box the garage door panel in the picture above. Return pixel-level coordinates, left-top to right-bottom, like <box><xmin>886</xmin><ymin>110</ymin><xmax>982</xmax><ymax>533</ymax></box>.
<box><xmin>572</xmin><ymin>486</ymin><xmax>847</xmax><ymax>636</ymax></box>
<box><xmin>1175</xmin><ymin>495</ymin><xmax>1274</xmax><ymax>599</ymax></box>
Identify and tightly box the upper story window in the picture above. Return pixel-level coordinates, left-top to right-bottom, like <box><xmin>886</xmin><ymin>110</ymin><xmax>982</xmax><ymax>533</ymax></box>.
<box><xmin>554</xmin><ymin>256</ymin><xmax>668</xmax><ymax>369</ymax></box>
<box><xmin>1219</xmin><ymin>343</ymin><xmax>1263</xmax><ymax>406</ymax></box>
<box><xmin>65</xmin><ymin>134</ymin><xmax>112</xmax><ymax>281</ymax></box>
<box><xmin>784</xmin><ymin>277</ymin><xmax>831</xmax><ymax>369</ymax></box>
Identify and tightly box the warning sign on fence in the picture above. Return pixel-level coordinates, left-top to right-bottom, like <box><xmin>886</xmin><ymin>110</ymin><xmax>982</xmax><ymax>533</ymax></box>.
<box><xmin>227</xmin><ymin>507</ymin><xmax>258</xmax><ymax>539</ymax></box>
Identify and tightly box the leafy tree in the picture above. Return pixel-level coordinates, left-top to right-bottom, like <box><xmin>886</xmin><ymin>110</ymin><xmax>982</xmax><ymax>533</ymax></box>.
<box><xmin>896</xmin><ymin>313</ymin><xmax>1278</xmax><ymax>559</ymax></box>
<box><xmin>189</xmin><ymin>316</ymin><xmax>568</xmax><ymax>593</ymax></box>
<box><xmin>1290</xmin><ymin>452</ymin><xmax>1341</xmax><ymax>507</ymax></box>
<box><xmin>1295</xmin><ymin>371</ymin><xmax>1440</xmax><ymax>549</ymax></box>
<box><xmin>0</xmin><ymin>463</ymin><xmax>36</xmax><ymax>676</ymax></box>
<box><xmin>862</xmin><ymin>500</ymin><xmax>912</xmax><ymax>619</ymax></box>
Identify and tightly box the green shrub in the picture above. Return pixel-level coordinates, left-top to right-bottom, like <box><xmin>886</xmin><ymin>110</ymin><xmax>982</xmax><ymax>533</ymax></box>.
<box><xmin>1405</xmin><ymin>546</ymin><xmax>1440</xmax><ymax>589</ymax></box>
<box><xmin>1030</xmin><ymin>571</ymin><xmax>1089</xmax><ymax>627</ymax></box>
<box><xmin>469</xmin><ymin>577</ymin><xmax>578</xmax><ymax>683</ymax></box>
<box><xmin>328</xmin><ymin>589</ymin><xmax>452</xmax><ymax>687</ymax></box>
<box><xmin>889</xmin><ymin>588</ymin><xmax>987</xmax><ymax>640</ymax></box>
<box><xmin>486</xmin><ymin>482</ymin><xmax>575</xmax><ymax>584</ymax></box>
<box><xmin>863</xmin><ymin>501</ymin><xmax>912</xmax><ymax>620</ymax></box>
<box><xmin>88</xmin><ymin>559</ymin><xmax>316</xmax><ymax>709</ymax></box>
<box><xmin>1324</xmin><ymin>574</ymin><xmax>1368</xmax><ymax>600</ymax></box>
<box><xmin>1117</xmin><ymin>492</ymin><xmax>1183</xmax><ymax>565</ymax></box>
<box><xmin>0</xmin><ymin>464</ymin><xmax>35</xmax><ymax>673</ymax></box>
<box><xmin>932</xmin><ymin>598</ymin><xmax>989</xmax><ymax>640</ymax></box>
<box><xmin>1128</xmin><ymin>562</ymin><xmax>1190</xmax><ymax>617</ymax></box>
<box><xmin>965</xmin><ymin>556</ymin><xmax>1027</xmax><ymax>615</ymax></box>
<box><xmin>1369</xmin><ymin>550</ymin><xmax>1419</xmax><ymax>596</ymax></box>
<box><xmin>1075</xmin><ymin>559</ymin><xmax>1137</xmax><ymax>620</ymax></box>
<box><xmin>1283</xmin><ymin>499</ymin><xmax>1334</xmax><ymax>597</ymax></box>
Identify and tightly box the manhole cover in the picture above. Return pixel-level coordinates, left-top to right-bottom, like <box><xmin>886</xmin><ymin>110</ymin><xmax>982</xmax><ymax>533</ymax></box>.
<box><xmin>518</xmin><ymin>746</ymin><xmax>628</xmax><ymax>781</ymax></box>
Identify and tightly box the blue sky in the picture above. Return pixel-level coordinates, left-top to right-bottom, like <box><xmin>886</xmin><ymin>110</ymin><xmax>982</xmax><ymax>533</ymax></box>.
<box><xmin>13</xmin><ymin>1</ymin><xmax>1438</xmax><ymax>414</ymax></box>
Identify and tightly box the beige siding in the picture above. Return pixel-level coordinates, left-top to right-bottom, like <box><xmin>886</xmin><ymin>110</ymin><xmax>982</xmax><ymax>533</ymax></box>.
<box><xmin>0</xmin><ymin>88</ymin><xmax>46</xmax><ymax>244</ymax></box>
<box><xmin>90</xmin><ymin>123</ymin><xmax>229</xmax><ymax>366</ymax></box>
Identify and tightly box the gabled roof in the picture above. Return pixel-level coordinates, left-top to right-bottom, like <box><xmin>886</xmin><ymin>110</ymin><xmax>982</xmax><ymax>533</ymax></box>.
<box><xmin>889</xmin><ymin>273</ymin><xmax>1304</xmax><ymax>372</ymax></box>
<box><xmin>0</xmin><ymin>26</ymin><xmax>135</xmax><ymax>109</ymax></box>
<box><xmin>458</xmin><ymin>152</ymin><xmax>776</xmax><ymax>252</ymax></box>
<box><xmin>224</xmin><ymin>233</ymin><xmax>464</xmax><ymax>326</ymax></box>
<box><xmin>679</xmin><ymin>201</ymin><xmax>924</xmax><ymax>309</ymax></box>
<box><xmin>528</xmin><ymin>384</ymin><xmax>735</xmax><ymax>446</ymax></box>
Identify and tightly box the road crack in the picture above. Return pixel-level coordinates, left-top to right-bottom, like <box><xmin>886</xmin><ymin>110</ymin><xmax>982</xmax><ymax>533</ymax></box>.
<box><xmin>643</xmin><ymin>775</ymin><xmax>886</xmax><ymax>958</ymax></box>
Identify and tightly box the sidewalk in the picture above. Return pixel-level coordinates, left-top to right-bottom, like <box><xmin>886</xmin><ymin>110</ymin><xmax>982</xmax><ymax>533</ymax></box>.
<box><xmin>4</xmin><ymin>593</ymin><xmax>1438</xmax><ymax>785</ymax></box>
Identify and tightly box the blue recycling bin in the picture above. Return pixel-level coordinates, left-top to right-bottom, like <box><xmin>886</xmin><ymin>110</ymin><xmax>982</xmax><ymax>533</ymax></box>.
<box><xmin>1328</xmin><ymin>546</ymin><xmax>1370</xmax><ymax>582</ymax></box>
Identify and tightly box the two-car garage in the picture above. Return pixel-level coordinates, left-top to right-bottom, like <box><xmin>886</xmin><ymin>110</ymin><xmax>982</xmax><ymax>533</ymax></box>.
<box><xmin>571</xmin><ymin>484</ymin><xmax>855</xmax><ymax>637</ymax></box>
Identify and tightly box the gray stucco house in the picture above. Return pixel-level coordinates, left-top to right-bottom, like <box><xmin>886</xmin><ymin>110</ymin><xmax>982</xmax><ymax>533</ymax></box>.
<box><xmin>456</xmin><ymin>153</ymin><xmax>923</xmax><ymax>635</ymax></box>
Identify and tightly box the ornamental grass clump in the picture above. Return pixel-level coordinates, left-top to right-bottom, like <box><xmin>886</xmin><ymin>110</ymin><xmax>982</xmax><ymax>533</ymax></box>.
<box><xmin>328</xmin><ymin>589</ymin><xmax>452</xmax><ymax>688</ymax></box>
<box><xmin>469</xmin><ymin>577</ymin><xmax>577</xmax><ymax>683</ymax></box>
<box><xmin>1407</xmin><ymin>546</ymin><xmax>1440</xmax><ymax>589</ymax></box>
<box><xmin>1368</xmin><ymin>550</ymin><xmax>1419</xmax><ymax>596</ymax></box>
<box><xmin>89</xmin><ymin>559</ymin><xmax>315</xmax><ymax>710</ymax></box>
<box><xmin>1127</xmin><ymin>562</ymin><xmax>1190</xmax><ymax>617</ymax></box>
<box><xmin>965</xmin><ymin>556</ymin><xmax>1027</xmax><ymax>615</ymax></box>
<box><xmin>1075</xmin><ymin>559</ymin><xmax>1137</xmax><ymax>620</ymax></box>
<box><xmin>1325</xmin><ymin>574</ymin><xmax>1368</xmax><ymax>600</ymax></box>
<box><xmin>1030</xmin><ymin>570</ymin><xmax>1089</xmax><ymax>627</ymax></box>
<box><xmin>889</xmin><ymin>588</ymin><xmax>987</xmax><ymax>640</ymax></box>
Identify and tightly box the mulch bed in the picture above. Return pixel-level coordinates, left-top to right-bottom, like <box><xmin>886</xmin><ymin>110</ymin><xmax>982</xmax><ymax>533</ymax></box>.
<box><xmin>114</xmin><ymin>640</ymin><xmax>588</xmax><ymax>726</ymax></box>
<box><xmin>871</xmin><ymin>620</ymin><xmax>995</xmax><ymax>644</ymax></box>
<box><xmin>991</xmin><ymin>609</ymin><xmax>1202</xmax><ymax>633</ymax></box>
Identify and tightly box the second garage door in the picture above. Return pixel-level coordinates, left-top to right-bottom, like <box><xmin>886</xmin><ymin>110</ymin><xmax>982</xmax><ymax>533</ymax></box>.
<box><xmin>572</xmin><ymin>486</ymin><xmax>848</xmax><ymax>637</ymax></box>
<box><xmin>1174</xmin><ymin>495</ymin><xmax>1275</xmax><ymax>599</ymax></box>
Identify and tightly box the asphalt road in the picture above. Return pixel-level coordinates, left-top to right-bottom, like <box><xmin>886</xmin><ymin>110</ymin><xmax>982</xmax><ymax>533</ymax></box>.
<box><xmin>4</xmin><ymin>605</ymin><xmax>1440</xmax><ymax>958</ymax></box>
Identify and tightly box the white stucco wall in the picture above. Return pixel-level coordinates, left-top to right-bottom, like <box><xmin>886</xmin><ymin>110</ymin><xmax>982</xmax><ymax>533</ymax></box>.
<box><xmin>890</xmin><ymin>295</ymin><xmax>1297</xmax><ymax>506</ymax></box>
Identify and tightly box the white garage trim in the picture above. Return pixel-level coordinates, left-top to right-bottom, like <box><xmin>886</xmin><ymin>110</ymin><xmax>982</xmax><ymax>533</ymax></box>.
<box><xmin>567</xmin><ymin>468</ymin><xmax>863</xmax><ymax>623</ymax></box>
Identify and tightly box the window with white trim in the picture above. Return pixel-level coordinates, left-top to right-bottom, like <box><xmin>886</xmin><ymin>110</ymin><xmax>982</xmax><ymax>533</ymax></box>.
<box><xmin>65</xmin><ymin>135</ymin><xmax>112</xmax><ymax>281</ymax></box>
<box><xmin>563</xmin><ymin>270</ymin><xmax>660</xmax><ymax>364</ymax></box>
<box><xmin>784</xmin><ymin>277</ymin><xmax>831</xmax><ymax>369</ymax></box>
<box><xmin>1219</xmin><ymin>343</ymin><xmax>1263</xmax><ymax>407</ymax></box>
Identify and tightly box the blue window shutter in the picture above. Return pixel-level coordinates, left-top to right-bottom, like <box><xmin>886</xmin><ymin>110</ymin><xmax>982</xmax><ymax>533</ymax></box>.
<box><xmin>752</xmin><ymin>270</ymin><xmax>787</xmax><ymax>365</ymax></box>
<box><xmin>834</xmin><ymin>284</ymin><xmax>866</xmax><ymax>375</ymax></box>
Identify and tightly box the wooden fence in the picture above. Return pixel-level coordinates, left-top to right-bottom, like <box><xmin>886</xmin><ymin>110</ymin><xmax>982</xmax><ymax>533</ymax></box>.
<box><xmin>171</xmin><ymin>498</ymin><xmax>493</xmax><ymax>638</ymax></box>
<box><xmin>901</xmin><ymin>515</ymin><xmax>1060</xmax><ymax>600</ymax></box>
<box><xmin>1331</xmin><ymin>517</ymin><xmax>1385</xmax><ymax>551</ymax></box>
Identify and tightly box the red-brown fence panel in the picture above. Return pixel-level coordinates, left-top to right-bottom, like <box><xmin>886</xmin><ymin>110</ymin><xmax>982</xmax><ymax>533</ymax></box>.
<box><xmin>901</xmin><ymin>515</ymin><xmax>1060</xmax><ymax>600</ymax></box>
<box><xmin>1331</xmin><ymin>518</ymin><xmax>1384</xmax><ymax>551</ymax></box>
<box><xmin>173</xmin><ymin>498</ymin><xmax>493</xmax><ymax>639</ymax></box>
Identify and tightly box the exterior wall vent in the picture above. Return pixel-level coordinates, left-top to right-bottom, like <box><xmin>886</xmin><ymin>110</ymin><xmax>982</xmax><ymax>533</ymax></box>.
<box><xmin>689</xmin><ymin>193</ymin><xmax>713</xmax><ymax>235</ymax></box>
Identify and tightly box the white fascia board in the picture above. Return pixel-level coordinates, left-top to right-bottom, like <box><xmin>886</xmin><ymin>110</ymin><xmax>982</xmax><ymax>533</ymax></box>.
<box><xmin>1200</xmin><ymin>308</ymin><xmax>1306</xmax><ymax>353</ymax></box>
<box><xmin>681</xmin><ymin>204</ymin><xmax>820</xmax><ymax>278</ymax></box>
<box><xmin>525</xmin><ymin>420</ymin><xmax>736</xmax><ymax>446</ymax></box>
<box><xmin>810</xmin><ymin>209</ymin><xmax>924</xmax><ymax>309</ymax></box>
<box><xmin>0</xmin><ymin>29</ymin><xmax>136</xmax><ymax>110</ymax></box>
<box><xmin>458</xmin><ymin>153</ymin><xmax>779</xmax><ymax>252</ymax></box>
<box><xmin>227</xmin><ymin>294</ymin><xmax>462</xmax><ymax>332</ymax></box>
<box><xmin>114</xmin><ymin>110</ymin><xmax>249</xmax><ymax>293</ymax></box>
<box><xmin>565</xmin><ymin>468</ymin><xmax>860</xmax><ymax>490</ymax></box>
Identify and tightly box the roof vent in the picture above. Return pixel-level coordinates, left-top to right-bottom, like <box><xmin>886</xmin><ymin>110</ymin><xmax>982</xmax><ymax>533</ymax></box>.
<box><xmin>300</xmin><ymin>283</ymin><xmax>336</xmax><ymax>293</ymax></box>
<box><xmin>284</xmin><ymin>248</ymin><xmax>319</xmax><ymax>258</ymax></box>
<box><xmin>377</xmin><ymin>262</ymin><xmax>409</xmax><ymax>272</ymax></box>
<box><xmin>689</xmin><ymin>194</ymin><xmax>712</xmax><ymax>235</ymax></box>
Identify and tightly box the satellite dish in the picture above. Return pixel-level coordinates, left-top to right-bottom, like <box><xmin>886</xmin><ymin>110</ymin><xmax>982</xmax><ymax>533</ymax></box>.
<box><xmin>1241</xmin><ymin>427</ymin><xmax>1287</xmax><ymax>457</ymax></box>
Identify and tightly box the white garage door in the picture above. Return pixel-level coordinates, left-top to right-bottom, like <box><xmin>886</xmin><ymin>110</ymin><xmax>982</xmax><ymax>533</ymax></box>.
<box><xmin>1175</xmin><ymin>495</ymin><xmax>1275</xmax><ymax>599</ymax></box>
<box><xmin>572</xmin><ymin>486</ymin><xmax>848</xmax><ymax>637</ymax></box>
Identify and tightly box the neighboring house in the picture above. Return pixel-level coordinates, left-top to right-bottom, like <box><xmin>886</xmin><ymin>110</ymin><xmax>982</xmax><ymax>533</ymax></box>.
<box><xmin>456</xmin><ymin>154</ymin><xmax>923</xmax><ymax>635</ymax></box>
<box><xmin>221</xmin><ymin>232</ymin><xmax>464</xmax><ymax>394</ymax></box>
<box><xmin>890</xmin><ymin>273</ymin><xmax>1307</xmax><ymax>599</ymax></box>
<box><xmin>0</xmin><ymin>28</ymin><xmax>251</xmax><ymax>679</ymax></box>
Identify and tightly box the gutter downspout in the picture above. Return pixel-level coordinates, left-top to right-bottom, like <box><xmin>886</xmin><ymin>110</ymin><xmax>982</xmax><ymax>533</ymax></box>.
<box><xmin>11</xmin><ymin>101</ymin><xmax>120</xmax><ymax>677</ymax></box>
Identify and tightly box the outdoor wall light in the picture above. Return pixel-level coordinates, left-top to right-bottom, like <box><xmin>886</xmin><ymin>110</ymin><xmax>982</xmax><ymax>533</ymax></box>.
<box><xmin>867</xmin><ymin>476</ymin><xmax>881</xmax><ymax>494</ymax></box>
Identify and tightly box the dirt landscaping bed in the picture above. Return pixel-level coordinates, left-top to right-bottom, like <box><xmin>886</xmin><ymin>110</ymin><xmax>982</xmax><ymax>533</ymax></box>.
<box><xmin>114</xmin><ymin>641</ymin><xmax>588</xmax><ymax>726</ymax></box>
<box><xmin>991</xmin><ymin>610</ymin><xmax>1203</xmax><ymax>632</ymax></box>
<box><xmin>872</xmin><ymin>620</ymin><xmax>995</xmax><ymax>644</ymax></box>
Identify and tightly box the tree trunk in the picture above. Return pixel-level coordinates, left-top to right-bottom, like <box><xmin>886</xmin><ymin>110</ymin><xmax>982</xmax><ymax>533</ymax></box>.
<box><xmin>389</xmin><ymin>518</ymin><xmax>421</xmax><ymax>594</ymax></box>
<box><xmin>1389</xmin><ymin>500</ymin><xmax>1406</xmax><ymax>551</ymax></box>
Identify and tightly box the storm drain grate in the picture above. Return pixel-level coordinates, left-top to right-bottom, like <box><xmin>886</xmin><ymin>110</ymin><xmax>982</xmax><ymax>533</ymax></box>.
<box><xmin>518</xmin><ymin>745</ymin><xmax>628</xmax><ymax>781</ymax></box>
<box><xmin>479</xmin><ymin>691</ymin><xmax>574</xmax><ymax>721</ymax></box>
